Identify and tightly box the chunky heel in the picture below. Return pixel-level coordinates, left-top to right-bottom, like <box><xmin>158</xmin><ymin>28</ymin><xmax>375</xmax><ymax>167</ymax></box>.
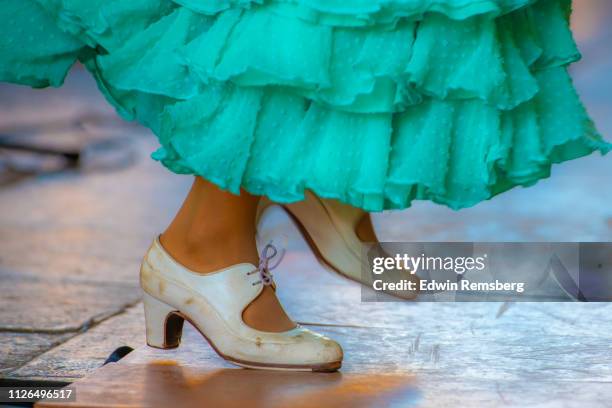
<box><xmin>143</xmin><ymin>292</ymin><xmax>184</xmax><ymax>349</ymax></box>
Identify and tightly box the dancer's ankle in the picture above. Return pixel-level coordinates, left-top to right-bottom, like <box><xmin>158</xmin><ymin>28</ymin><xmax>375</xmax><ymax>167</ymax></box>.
<box><xmin>159</xmin><ymin>228</ymin><xmax>259</xmax><ymax>273</ymax></box>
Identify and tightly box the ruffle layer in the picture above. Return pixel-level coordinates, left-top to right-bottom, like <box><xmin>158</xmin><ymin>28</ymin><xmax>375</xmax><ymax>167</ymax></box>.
<box><xmin>173</xmin><ymin>0</ymin><xmax>539</xmax><ymax>25</ymax></box>
<box><xmin>92</xmin><ymin>0</ymin><xmax>580</xmax><ymax>113</ymax></box>
<box><xmin>0</xmin><ymin>0</ymin><xmax>83</xmax><ymax>87</ymax></box>
<box><xmin>149</xmin><ymin>66</ymin><xmax>609</xmax><ymax>211</ymax></box>
<box><xmin>32</xmin><ymin>0</ymin><xmax>176</xmax><ymax>51</ymax></box>
<box><xmin>1</xmin><ymin>0</ymin><xmax>609</xmax><ymax>210</ymax></box>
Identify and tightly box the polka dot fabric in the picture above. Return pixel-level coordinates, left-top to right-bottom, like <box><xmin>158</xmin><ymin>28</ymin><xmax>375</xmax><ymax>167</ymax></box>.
<box><xmin>0</xmin><ymin>0</ymin><xmax>609</xmax><ymax>210</ymax></box>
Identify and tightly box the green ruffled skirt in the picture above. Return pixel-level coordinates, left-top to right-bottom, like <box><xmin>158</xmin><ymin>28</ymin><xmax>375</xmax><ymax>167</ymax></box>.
<box><xmin>1</xmin><ymin>0</ymin><xmax>609</xmax><ymax>210</ymax></box>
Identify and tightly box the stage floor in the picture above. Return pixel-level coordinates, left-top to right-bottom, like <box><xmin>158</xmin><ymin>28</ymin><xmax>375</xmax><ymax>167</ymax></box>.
<box><xmin>35</xmin><ymin>254</ymin><xmax>612</xmax><ymax>407</ymax></box>
<box><xmin>0</xmin><ymin>1</ymin><xmax>610</xmax><ymax>407</ymax></box>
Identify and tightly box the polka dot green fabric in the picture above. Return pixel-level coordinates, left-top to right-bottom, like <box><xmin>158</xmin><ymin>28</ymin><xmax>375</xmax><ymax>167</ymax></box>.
<box><xmin>1</xmin><ymin>0</ymin><xmax>609</xmax><ymax>211</ymax></box>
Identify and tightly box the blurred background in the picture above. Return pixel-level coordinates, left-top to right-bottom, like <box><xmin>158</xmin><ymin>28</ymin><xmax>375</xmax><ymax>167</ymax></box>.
<box><xmin>0</xmin><ymin>1</ymin><xmax>610</xmax><ymax>406</ymax></box>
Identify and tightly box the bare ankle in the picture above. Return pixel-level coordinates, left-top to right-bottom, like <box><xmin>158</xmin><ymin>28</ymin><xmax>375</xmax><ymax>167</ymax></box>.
<box><xmin>160</xmin><ymin>228</ymin><xmax>258</xmax><ymax>273</ymax></box>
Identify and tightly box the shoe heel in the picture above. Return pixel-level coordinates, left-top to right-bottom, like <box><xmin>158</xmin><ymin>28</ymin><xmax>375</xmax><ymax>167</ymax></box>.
<box><xmin>143</xmin><ymin>292</ymin><xmax>184</xmax><ymax>349</ymax></box>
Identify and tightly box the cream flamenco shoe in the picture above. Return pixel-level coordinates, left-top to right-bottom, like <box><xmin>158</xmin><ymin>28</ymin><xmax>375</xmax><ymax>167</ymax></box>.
<box><xmin>256</xmin><ymin>191</ymin><xmax>419</xmax><ymax>300</ymax></box>
<box><xmin>140</xmin><ymin>237</ymin><xmax>343</xmax><ymax>372</ymax></box>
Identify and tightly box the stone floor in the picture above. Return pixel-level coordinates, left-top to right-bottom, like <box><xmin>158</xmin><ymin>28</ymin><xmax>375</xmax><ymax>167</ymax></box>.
<box><xmin>1</xmin><ymin>1</ymin><xmax>611</xmax><ymax>407</ymax></box>
<box><xmin>0</xmin><ymin>72</ymin><xmax>186</xmax><ymax>380</ymax></box>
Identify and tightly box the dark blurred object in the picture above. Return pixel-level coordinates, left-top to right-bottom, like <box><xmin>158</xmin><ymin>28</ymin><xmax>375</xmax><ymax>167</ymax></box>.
<box><xmin>0</xmin><ymin>135</ymin><xmax>80</xmax><ymax>165</ymax></box>
<box><xmin>0</xmin><ymin>113</ymin><xmax>138</xmax><ymax>185</ymax></box>
<box><xmin>102</xmin><ymin>346</ymin><xmax>134</xmax><ymax>366</ymax></box>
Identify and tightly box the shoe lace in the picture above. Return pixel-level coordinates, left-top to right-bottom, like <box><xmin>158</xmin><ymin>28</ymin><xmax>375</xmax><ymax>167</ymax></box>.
<box><xmin>247</xmin><ymin>241</ymin><xmax>285</xmax><ymax>286</ymax></box>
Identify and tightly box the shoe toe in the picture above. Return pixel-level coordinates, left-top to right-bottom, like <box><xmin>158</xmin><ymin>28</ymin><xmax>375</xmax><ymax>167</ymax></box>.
<box><xmin>294</xmin><ymin>328</ymin><xmax>343</xmax><ymax>365</ymax></box>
